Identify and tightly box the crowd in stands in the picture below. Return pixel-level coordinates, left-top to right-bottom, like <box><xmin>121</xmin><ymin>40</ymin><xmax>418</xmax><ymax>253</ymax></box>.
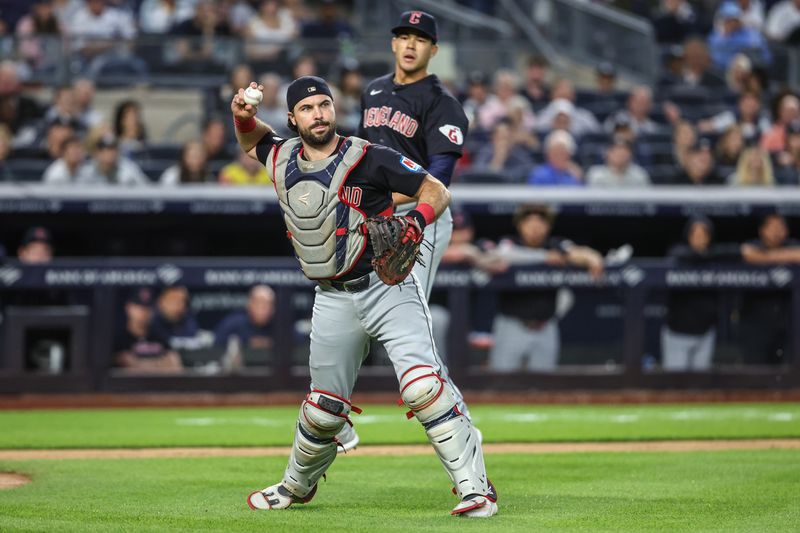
<box><xmin>0</xmin><ymin>0</ymin><xmax>797</xmax><ymax>187</ymax></box>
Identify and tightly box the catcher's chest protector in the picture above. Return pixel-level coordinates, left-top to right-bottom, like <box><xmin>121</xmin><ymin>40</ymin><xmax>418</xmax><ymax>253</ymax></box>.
<box><xmin>274</xmin><ymin>137</ymin><xmax>370</xmax><ymax>279</ymax></box>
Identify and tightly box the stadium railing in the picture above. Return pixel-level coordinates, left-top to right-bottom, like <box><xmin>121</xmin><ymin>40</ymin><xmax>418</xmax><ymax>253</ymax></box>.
<box><xmin>1</xmin><ymin>257</ymin><xmax>798</xmax><ymax>393</ymax></box>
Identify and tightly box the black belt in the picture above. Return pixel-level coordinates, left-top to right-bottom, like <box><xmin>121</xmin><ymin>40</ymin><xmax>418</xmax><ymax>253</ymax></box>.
<box><xmin>325</xmin><ymin>273</ymin><xmax>372</xmax><ymax>293</ymax></box>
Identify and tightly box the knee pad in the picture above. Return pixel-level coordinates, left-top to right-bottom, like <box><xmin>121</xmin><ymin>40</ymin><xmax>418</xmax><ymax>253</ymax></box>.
<box><xmin>299</xmin><ymin>389</ymin><xmax>359</xmax><ymax>440</ymax></box>
<box><xmin>399</xmin><ymin>365</ymin><xmax>458</xmax><ymax>425</ymax></box>
<box><xmin>283</xmin><ymin>390</ymin><xmax>361</xmax><ymax>498</ymax></box>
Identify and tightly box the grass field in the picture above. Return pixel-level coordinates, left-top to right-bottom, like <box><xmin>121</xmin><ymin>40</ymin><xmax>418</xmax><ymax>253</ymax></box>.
<box><xmin>1</xmin><ymin>403</ymin><xmax>799</xmax><ymax>532</ymax></box>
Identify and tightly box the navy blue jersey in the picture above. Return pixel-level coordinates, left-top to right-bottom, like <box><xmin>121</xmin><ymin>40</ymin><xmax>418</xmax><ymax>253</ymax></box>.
<box><xmin>358</xmin><ymin>73</ymin><xmax>468</xmax><ymax>170</ymax></box>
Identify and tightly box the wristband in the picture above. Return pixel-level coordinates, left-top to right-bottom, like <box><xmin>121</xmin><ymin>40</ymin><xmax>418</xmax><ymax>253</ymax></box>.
<box><xmin>407</xmin><ymin>203</ymin><xmax>435</xmax><ymax>232</ymax></box>
<box><xmin>234</xmin><ymin>116</ymin><xmax>256</xmax><ymax>133</ymax></box>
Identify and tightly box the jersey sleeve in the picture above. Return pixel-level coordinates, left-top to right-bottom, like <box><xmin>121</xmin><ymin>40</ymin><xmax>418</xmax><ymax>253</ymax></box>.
<box><xmin>254</xmin><ymin>132</ymin><xmax>284</xmax><ymax>166</ymax></box>
<box><xmin>424</xmin><ymin>94</ymin><xmax>469</xmax><ymax>158</ymax></box>
<box><xmin>363</xmin><ymin>144</ymin><xmax>427</xmax><ymax>197</ymax></box>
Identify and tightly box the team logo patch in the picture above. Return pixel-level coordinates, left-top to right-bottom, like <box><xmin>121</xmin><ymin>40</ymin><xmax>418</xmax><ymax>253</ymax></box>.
<box><xmin>400</xmin><ymin>156</ymin><xmax>424</xmax><ymax>172</ymax></box>
<box><xmin>439</xmin><ymin>124</ymin><xmax>464</xmax><ymax>145</ymax></box>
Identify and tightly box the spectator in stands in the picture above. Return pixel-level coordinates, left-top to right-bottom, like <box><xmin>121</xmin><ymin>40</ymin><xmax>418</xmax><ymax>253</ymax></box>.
<box><xmin>462</xmin><ymin>71</ymin><xmax>491</xmax><ymax>133</ymax></box>
<box><xmin>775</xmin><ymin>122</ymin><xmax>800</xmax><ymax>181</ymax></box>
<box><xmin>714</xmin><ymin>124</ymin><xmax>746</xmax><ymax>167</ymax></box>
<box><xmin>724</xmin><ymin>53</ymin><xmax>753</xmax><ymax>95</ymax></box>
<box><xmin>676</xmin><ymin>139</ymin><xmax>724</xmax><ymax>185</ymax></box>
<box><xmin>139</xmin><ymin>0</ymin><xmax>193</xmax><ymax>34</ymax></box>
<box><xmin>603</xmin><ymin>86</ymin><xmax>659</xmax><ymax>137</ymax></box>
<box><xmin>76</xmin><ymin>134</ymin><xmax>148</xmax><ymax>185</ymax></box>
<box><xmin>708</xmin><ymin>3</ymin><xmax>771</xmax><ymax>71</ymax></box>
<box><xmin>727</xmin><ymin>146</ymin><xmax>774</xmax><ymax>185</ymax></box>
<box><xmin>672</xmin><ymin>120</ymin><xmax>698</xmax><ymax>169</ymax></box>
<box><xmin>470</xmin><ymin>118</ymin><xmax>536</xmax><ymax>183</ymax></box>
<box><xmin>653</xmin><ymin>0</ymin><xmax>699</xmax><ymax>44</ymax></box>
<box><xmin>218</xmin><ymin>148</ymin><xmax>271</xmax><ymax>185</ymax></box>
<box><xmin>336</xmin><ymin>60</ymin><xmax>363</xmax><ymax>135</ymax></box>
<box><xmin>478</xmin><ymin>69</ymin><xmax>535</xmax><ymax>133</ymax></box>
<box><xmin>113</xmin><ymin>100</ymin><xmax>147</xmax><ymax>157</ymax></box>
<box><xmin>256</xmin><ymin>72</ymin><xmax>290</xmax><ymax>136</ymax></box>
<box><xmin>300</xmin><ymin>0</ymin><xmax>354</xmax><ymax>39</ymax></box>
<box><xmin>594</xmin><ymin>62</ymin><xmax>618</xmax><ymax>95</ymax></box>
<box><xmin>43</xmin><ymin>136</ymin><xmax>86</xmax><ymax>184</ymax></box>
<box><xmin>67</xmin><ymin>0</ymin><xmax>141</xmax><ymax>78</ymax></box>
<box><xmin>15</xmin><ymin>0</ymin><xmax>62</xmax><ymax>73</ymax></box>
<box><xmin>761</xmin><ymin>93</ymin><xmax>800</xmax><ymax>153</ymax></box>
<box><xmin>170</xmin><ymin>0</ymin><xmax>233</xmax><ymax>66</ymax></box>
<box><xmin>698</xmin><ymin>91</ymin><xmax>770</xmax><ymax>142</ymax></box>
<box><xmin>244</xmin><ymin>0</ymin><xmax>298</xmax><ymax>62</ymax></box>
<box><xmin>520</xmin><ymin>55</ymin><xmax>550</xmax><ymax>111</ymax></box>
<box><xmin>43</xmin><ymin>118</ymin><xmax>78</xmax><ymax>160</ymax></box>
<box><xmin>17</xmin><ymin>226</ymin><xmax>53</xmax><ymax>264</ymax></box>
<box><xmin>527</xmin><ymin>130</ymin><xmax>582</xmax><ymax>186</ymax></box>
<box><xmin>662</xmin><ymin>216</ymin><xmax>740</xmax><ymax>371</ymax></box>
<box><xmin>487</xmin><ymin>205</ymin><xmax>603</xmax><ymax>371</ymax></box>
<box><xmin>159</xmin><ymin>140</ymin><xmax>213</xmax><ymax>185</ymax></box>
<box><xmin>73</xmin><ymin>78</ymin><xmax>103</xmax><ymax>129</ymax></box>
<box><xmin>587</xmin><ymin>138</ymin><xmax>651</xmax><ymax>188</ymax></box>
<box><xmin>536</xmin><ymin>78</ymin><xmax>600</xmax><ymax>138</ymax></box>
<box><xmin>740</xmin><ymin>214</ymin><xmax>800</xmax><ymax>364</ymax></box>
<box><xmin>0</xmin><ymin>125</ymin><xmax>13</xmax><ymax>182</ymax></box>
<box><xmin>202</xmin><ymin>116</ymin><xmax>234</xmax><ymax>161</ymax></box>
<box><xmin>150</xmin><ymin>285</ymin><xmax>204</xmax><ymax>351</ymax></box>
<box><xmin>114</xmin><ymin>287</ymin><xmax>184</xmax><ymax>373</ymax></box>
<box><xmin>214</xmin><ymin>284</ymin><xmax>276</xmax><ymax>350</ymax></box>
<box><xmin>765</xmin><ymin>0</ymin><xmax>800</xmax><ymax>42</ymax></box>
<box><xmin>668</xmin><ymin>37</ymin><xmax>725</xmax><ymax>89</ymax></box>
<box><xmin>43</xmin><ymin>86</ymin><xmax>86</xmax><ymax>134</ymax></box>
<box><xmin>0</xmin><ymin>60</ymin><xmax>44</xmax><ymax>144</ymax></box>
<box><xmin>733</xmin><ymin>0</ymin><xmax>766</xmax><ymax>31</ymax></box>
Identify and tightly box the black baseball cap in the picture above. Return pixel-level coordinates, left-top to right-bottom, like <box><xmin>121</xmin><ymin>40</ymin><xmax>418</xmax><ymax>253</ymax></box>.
<box><xmin>126</xmin><ymin>287</ymin><xmax>155</xmax><ymax>307</ymax></box>
<box><xmin>392</xmin><ymin>10</ymin><xmax>438</xmax><ymax>43</ymax></box>
<box><xmin>286</xmin><ymin>76</ymin><xmax>333</xmax><ymax>112</ymax></box>
<box><xmin>21</xmin><ymin>226</ymin><xmax>52</xmax><ymax>247</ymax></box>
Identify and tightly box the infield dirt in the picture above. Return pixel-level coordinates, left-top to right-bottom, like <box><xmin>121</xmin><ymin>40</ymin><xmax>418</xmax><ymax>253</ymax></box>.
<box><xmin>0</xmin><ymin>439</ymin><xmax>798</xmax><ymax>461</ymax></box>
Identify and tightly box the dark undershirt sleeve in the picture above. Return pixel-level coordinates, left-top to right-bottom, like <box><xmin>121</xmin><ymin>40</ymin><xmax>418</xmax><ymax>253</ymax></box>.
<box><xmin>426</xmin><ymin>153</ymin><xmax>457</xmax><ymax>186</ymax></box>
<box><xmin>254</xmin><ymin>132</ymin><xmax>284</xmax><ymax>165</ymax></box>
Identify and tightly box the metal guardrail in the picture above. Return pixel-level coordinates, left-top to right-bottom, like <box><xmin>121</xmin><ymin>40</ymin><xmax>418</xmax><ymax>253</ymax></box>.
<box><xmin>1</xmin><ymin>259</ymin><xmax>798</xmax><ymax>393</ymax></box>
<box><xmin>0</xmin><ymin>184</ymin><xmax>798</xmax><ymax>218</ymax></box>
<box><xmin>512</xmin><ymin>0</ymin><xmax>659</xmax><ymax>84</ymax></box>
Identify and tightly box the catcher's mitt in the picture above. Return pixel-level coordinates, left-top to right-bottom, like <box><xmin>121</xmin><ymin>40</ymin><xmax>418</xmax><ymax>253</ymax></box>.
<box><xmin>365</xmin><ymin>216</ymin><xmax>424</xmax><ymax>285</ymax></box>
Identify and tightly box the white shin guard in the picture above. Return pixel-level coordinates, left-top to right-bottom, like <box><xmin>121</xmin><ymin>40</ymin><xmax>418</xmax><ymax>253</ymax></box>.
<box><xmin>399</xmin><ymin>366</ymin><xmax>491</xmax><ymax>499</ymax></box>
<box><xmin>282</xmin><ymin>390</ymin><xmax>356</xmax><ymax>498</ymax></box>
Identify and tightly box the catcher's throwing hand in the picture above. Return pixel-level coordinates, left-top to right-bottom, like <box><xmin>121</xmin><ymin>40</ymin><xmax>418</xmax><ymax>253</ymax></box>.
<box><xmin>231</xmin><ymin>81</ymin><xmax>264</xmax><ymax>119</ymax></box>
<box><xmin>401</xmin><ymin>216</ymin><xmax>423</xmax><ymax>244</ymax></box>
<box><xmin>366</xmin><ymin>215</ymin><xmax>425</xmax><ymax>285</ymax></box>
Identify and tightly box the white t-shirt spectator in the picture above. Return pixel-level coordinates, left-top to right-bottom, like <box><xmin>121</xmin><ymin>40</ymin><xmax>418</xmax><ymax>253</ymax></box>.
<box><xmin>139</xmin><ymin>0</ymin><xmax>195</xmax><ymax>33</ymax></box>
<box><xmin>76</xmin><ymin>158</ymin><xmax>148</xmax><ymax>186</ymax></box>
<box><xmin>68</xmin><ymin>4</ymin><xmax>136</xmax><ymax>40</ymax></box>
<box><xmin>765</xmin><ymin>0</ymin><xmax>800</xmax><ymax>41</ymax></box>
<box><xmin>586</xmin><ymin>163</ymin><xmax>651</xmax><ymax>187</ymax></box>
<box><xmin>43</xmin><ymin>159</ymin><xmax>82</xmax><ymax>185</ymax></box>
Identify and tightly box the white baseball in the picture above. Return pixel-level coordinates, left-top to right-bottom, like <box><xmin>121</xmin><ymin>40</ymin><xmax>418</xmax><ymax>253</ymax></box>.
<box><xmin>243</xmin><ymin>87</ymin><xmax>263</xmax><ymax>106</ymax></box>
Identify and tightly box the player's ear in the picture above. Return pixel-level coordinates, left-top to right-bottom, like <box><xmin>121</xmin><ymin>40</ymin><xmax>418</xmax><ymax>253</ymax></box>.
<box><xmin>430</xmin><ymin>44</ymin><xmax>439</xmax><ymax>58</ymax></box>
<box><xmin>391</xmin><ymin>37</ymin><xmax>397</xmax><ymax>54</ymax></box>
<box><xmin>288</xmin><ymin>112</ymin><xmax>296</xmax><ymax>127</ymax></box>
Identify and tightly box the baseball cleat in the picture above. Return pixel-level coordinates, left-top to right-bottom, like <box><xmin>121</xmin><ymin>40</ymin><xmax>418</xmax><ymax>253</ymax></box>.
<box><xmin>247</xmin><ymin>483</ymin><xmax>317</xmax><ymax>510</ymax></box>
<box><xmin>335</xmin><ymin>423</ymin><xmax>360</xmax><ymax>453</ymax></box>
<box><xmin>451</xmin><ymin>479</ymin><xmax>497</xmax><ymax>518</ymax></box>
